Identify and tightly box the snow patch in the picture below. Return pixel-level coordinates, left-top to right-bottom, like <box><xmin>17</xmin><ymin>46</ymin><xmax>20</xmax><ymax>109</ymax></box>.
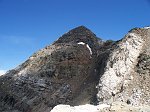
<box><xmin>74</xmin><ymin>104</ymin><xmax>99</xmax><ymax>112</ymax></box>
<box><xmin>78</xmin><ymin>42</ymin><xmax>85</xmax><ymax>45</ymax></box>
<box><xmin>98</xmin><ymin>104</ymin><xmax>110</xmax><ymax>109</ymax></box>
<box><xmin>51</xmin><ymin>104</ymin><xmax>110</xmax><ymax>112</ymax></box>
<box><xmin>86</xmin><ymin>44</ymin><xmax>92</xmax><ymax>55</ymax></box>
<box><xmin>77</xmin><ymin>42</ymin><xmax>92</xmax><ymax>55</ymax></box>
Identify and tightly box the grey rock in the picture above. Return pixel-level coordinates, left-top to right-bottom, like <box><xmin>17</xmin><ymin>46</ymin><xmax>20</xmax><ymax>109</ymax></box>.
<box><xmin>97</xmin><ymin>27</ymin><xmax>150</xmax><ymax>106</ymax></box>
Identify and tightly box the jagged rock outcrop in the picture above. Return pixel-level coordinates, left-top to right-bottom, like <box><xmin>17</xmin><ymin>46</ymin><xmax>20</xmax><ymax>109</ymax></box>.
<box><xmin>97</xmin><ymin>27</ymin><xmax>150</xmax><ymax>106</ymax></box>
<box><xmin>0</xmin><ymin>26</ymin><xmax>150</xmax><ymax>112</ymax></box>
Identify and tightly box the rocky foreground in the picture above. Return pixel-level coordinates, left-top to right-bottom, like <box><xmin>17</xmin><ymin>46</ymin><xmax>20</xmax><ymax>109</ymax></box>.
<box><xmin>0</xmin><ymin>26</ymin><xmax>150</xmax><ymax>112</ymax></box>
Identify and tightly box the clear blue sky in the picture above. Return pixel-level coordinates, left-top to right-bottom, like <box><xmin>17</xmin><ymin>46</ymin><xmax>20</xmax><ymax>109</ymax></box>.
<box><xmin>0</xmin><ymin>0</ymin><xmax>150</xmax><ymax>71</ymax></box>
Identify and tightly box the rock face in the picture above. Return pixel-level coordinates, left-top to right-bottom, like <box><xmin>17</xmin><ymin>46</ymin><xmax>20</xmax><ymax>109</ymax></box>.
<box><xmin>97</xmin><ymin>27</ymin><xmax>150</xmax><ymax>106</ymax></box>
<box><xmin>0</xmin><ymin>26</ymin><xmax>150</xmax><ymax>112</ymax></box>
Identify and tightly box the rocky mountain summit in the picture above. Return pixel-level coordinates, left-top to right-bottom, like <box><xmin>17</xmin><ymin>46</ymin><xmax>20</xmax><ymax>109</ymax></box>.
<box><xmin>0</xmin><ymin>26</ymin><xmax>150</xmax><ymax>112</ymax></box>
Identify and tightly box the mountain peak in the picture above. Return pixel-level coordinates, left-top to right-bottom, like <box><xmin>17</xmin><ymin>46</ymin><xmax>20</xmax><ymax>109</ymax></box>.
<box><xmin>70</xmin><ymin>25</ymin><xmax>92</xmax><ymax>32</ymax></box>
<box><xmin>54</xmin><ymin>26</ymin><xmax>100</xmax><ymax>45</ymax></box>
<box><xmin>73</xmin><ymin>25</ymin><xmax>88</xmax><ymax>29</ymax></box>
<box><xmin>1</xmin><ymin>26</ymin><xmax>150</xmax><ymax>112</ymax></box>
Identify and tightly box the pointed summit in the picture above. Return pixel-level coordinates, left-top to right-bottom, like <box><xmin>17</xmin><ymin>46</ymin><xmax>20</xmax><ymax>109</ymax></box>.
<box><xmin>69</xmin><ymin>25</ymin><xmax>95</xmax><ymax>35</ymax></box>
<box><xmin>54</xmin><ymin>26</ymin><xmax>100</xmax><ymax>45</ymax></box>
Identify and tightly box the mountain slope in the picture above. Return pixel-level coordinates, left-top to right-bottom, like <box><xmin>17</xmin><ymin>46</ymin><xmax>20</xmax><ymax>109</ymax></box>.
<box><xmin>0</xmin><ymin>26</ymin><xmax>150</xmax><ymax>112</ymax></box>
<box><xmin>0</xmin><ymin>26</ymin><xmax>107</xmax><ymax>112</ymax></box>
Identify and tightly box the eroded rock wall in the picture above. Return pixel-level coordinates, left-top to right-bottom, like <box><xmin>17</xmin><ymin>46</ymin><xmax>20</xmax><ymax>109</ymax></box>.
<box><xmin>97</xmin><ymin>27</ymin><xmax>150</xmax><ymax>106</ymax></box>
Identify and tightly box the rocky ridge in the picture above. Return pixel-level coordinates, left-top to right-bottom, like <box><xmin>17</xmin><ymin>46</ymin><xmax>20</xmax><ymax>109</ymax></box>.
<box><xmin>0</xmin><ymin>26</ymin><xmax>150</xmax><ymax>112</ymax></box>
<box><xmin>97</xmin><ymin>27</ymin><xmax>150</xmax><ymax>105</ymax></box>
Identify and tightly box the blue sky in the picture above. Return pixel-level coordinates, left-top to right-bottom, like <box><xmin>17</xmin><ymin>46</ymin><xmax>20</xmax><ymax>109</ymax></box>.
<box><xmin>0</xmin><ymin>0</ymin><xmax>150</xmax><ymax>71</ymax></box>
